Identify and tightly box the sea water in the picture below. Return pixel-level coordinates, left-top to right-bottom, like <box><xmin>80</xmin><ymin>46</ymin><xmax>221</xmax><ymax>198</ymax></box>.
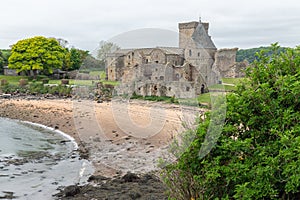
<box><xmin>0</xmin><ymin>118</ymin><xmax>93</xmax><ymax>199</ymax></box>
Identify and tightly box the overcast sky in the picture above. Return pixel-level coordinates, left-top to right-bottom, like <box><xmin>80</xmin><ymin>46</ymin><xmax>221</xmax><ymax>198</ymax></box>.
<box><xmin>1</xmin><ymin>0</ymin><xmax>299</xmax><ymax>52</ymax></box>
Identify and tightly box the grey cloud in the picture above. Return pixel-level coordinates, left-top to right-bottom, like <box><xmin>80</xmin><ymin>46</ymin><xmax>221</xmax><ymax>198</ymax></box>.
<box><xmin>0</xmin><ymin>0</ymin><xmax>299</xmax><ymax>50</ymax></box>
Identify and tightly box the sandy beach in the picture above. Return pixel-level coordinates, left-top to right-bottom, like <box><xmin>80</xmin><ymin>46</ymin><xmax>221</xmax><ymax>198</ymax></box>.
<box><xmin>0</xmin><ymin>97</ymin><xmax>202</xmax><ymax>198</ymax></box>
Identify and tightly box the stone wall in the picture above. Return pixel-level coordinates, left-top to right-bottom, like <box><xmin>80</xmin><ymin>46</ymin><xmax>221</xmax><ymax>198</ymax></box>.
<box><xmin>214</xmin><ymin>48</ymin><xmax>241</xmax><ymax>78</ymax></box>
<box><xmin>179</xmin><ymin>21</ymin><xmax>199</xmax><ymax>49</ymax></box>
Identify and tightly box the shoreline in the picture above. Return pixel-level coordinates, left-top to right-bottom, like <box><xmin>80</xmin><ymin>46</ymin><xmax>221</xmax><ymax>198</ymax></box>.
<box><xmin>21</xmin><ymin>120</ymin><xmax>79</xmax><ymax>150</ymax></box>
<box><xmin>0</xmin><ymin>96</ymin><xmax>201</xmax><ymax>198</ymax></box>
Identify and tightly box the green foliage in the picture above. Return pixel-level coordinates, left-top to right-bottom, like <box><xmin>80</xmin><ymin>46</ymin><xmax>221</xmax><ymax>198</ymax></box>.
<box><xmin>236</xmin><ymin>45</ymin><xmax>287</xmax><ymax>63</ymax></box>
<box><xmin>8</xmin><ymin>36</ymin><xmax>66</xmax><ymax>75</ymax></box>
<box><xmin>0</xmin><ymin>49</ymin><xmax>11</xmax><ymax>64</ymax></box>
<box><xmin>130</xmin><ymin>93</ymin><xmax>179</xmax><ymax>103</ymax></box>
<box><xmin>63</xmin><ymin>48</ymin><xmax>89</xmax><ymax>71</ymax></box>
<box><xmin>0</xmin><ymin>82</ymin><xmax>72</xmax><ymax>97</ymax></box>
<box><xmin>0</xmin><ymin>49</ymin><xmax>11</xmax><ymax>74</ymax></box>
<box><xmin>162</xmin><ymin>44</ymin><xmax>300</xmax><ymax>199</ymax></box>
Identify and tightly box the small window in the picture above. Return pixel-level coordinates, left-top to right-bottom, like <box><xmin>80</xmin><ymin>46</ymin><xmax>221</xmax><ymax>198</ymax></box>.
<box><xmin>155</xmin><ymin>61</ymin><xmax>159</xmax><ymax>63</ymax></box>
<box><xmin>168</xmin><ymin>87</ymin><xmax>172</xmax><ymax>91</ymax></box>
<box><xmin>186</xmin><ymin>87</ymin><xmax>190</xmax><ymax>92</ymax></box>
<box><xmin>160</xmin><ymin>76</ymin><xmax>164</xmax><ymax>80</ymax></box>
<box><xmin>189</xmin><ymin>50</ymin><xmax>192</xmax><ymax>56</ymax></box>
<box><xmin>110</xmin><ymin>70</ymin><xmax>113</xmax><ymax>73</ymax></box>
<box><xmin>198</xmin><ymin>52</ymin><xmax>200</xmax><ymax>57</ymax></box>
<box><xmin>145</xmin><ymin>59</ymin><xmax>148</xmax><ymax>64</ymax></box>
<box><xmin>128</xmin><ymin>55</ymin><xmax>131</xmax><ymax>59</ymax></box>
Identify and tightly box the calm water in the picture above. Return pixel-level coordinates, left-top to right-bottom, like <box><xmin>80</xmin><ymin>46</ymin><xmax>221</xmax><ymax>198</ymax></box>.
<box><xmin>0</xmin><ymin>118</ymin><xmax>93</xmax><ymax>199</ymax></box>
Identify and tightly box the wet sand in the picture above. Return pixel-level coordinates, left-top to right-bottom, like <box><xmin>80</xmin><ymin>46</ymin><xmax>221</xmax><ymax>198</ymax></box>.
<box><xmin>0</xmin><ymin>97</ymin><xmax>202</xmax><ymax>198</ymax></box>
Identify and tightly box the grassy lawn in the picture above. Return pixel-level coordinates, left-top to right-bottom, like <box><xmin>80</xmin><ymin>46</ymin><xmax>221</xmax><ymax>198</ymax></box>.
<box><xmin>0</xmin><ymin>73</ymin><xmax>119</xmax><ymax>87</ymax></box>
<box><xmin>0</xmin><ymin>75</ymin><xmax>28</xmax><ymax>85</ymax></box>
<box><xmin>208</xmin><ymin>84</ymin><xmax>236</xmax><ymax>91</ymax></box>
<box><xmin>48</xmin><ymin>79</ymin><xmax>97</xmax><ymax>86</ymax></box>
<box><xmin>89</xmin><ymin>70</ymin><xmax>106</xmax><ymax>79</ymax></box>
<box><xmin>222</xmin><ymin>77</ymin><xmax>245</xmax><ymax>85</ymax></box>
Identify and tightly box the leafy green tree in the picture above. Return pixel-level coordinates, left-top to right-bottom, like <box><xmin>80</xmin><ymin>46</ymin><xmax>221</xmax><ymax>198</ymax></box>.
<box><xmin>63</xmin><ymin>48</ymin><xmax>88</xmax><ymax>71</ymax></box>
<box><xmin>162</xmin><ymin>43</ymin><xmax>300</xmax><ymax>199</ymax></box>
<box><xmin>97</xmin><ymin>40</ymin><xmax>120</xmax><ymax>67</ymax></box>
<box><xmin>0</xmin><ymin>51</ymin><xmax>3</xmax><ymax>74</ymax></box>
<box><xmin>0</xmin><ymin>49</ymin><xmax>11</xmax><ymax>74</ymax></box>
<box><xmin>8</xmin><ymin>36</ymin><xmax>66</xmax><ymax>77</ymax></box>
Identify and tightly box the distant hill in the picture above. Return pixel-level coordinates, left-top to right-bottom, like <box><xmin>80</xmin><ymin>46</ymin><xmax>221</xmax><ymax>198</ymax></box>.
<box><xmin>236</xmin><ymin>46</ymin><xmax>287</xmax><ymax>63</ymax></box>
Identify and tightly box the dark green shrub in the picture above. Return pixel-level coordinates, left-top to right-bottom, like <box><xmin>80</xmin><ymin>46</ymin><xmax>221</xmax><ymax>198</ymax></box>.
<box><xmin>162</xmin><ymin>44</ymin><xmax>300</xmax><ymax>199</ymax></box>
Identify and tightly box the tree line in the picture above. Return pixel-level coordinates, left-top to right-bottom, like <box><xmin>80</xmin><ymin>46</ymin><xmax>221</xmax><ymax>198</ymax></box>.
<box><xmin>236</xmin><ymin>46</ymin><xmax>287</xmax><ymax>63</ymax></box>
<box><xmin>0</xmin><ymin>37</ymin><xmax>119</xmax><ymax>77</ymax></box>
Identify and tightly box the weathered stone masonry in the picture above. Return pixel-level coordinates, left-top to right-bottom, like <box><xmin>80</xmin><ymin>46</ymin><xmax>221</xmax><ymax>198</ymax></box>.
<box><xmin>106</xmin><ymin>20</ymin><xmax>241</xmax><ymax>98</ymax></box>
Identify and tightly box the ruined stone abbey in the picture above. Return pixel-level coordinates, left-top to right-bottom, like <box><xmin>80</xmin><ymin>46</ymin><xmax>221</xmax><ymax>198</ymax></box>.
<box><xmin>106</xmin><ymin>20</ymin><xmax>242</xmax><ymax>98</ymax></box>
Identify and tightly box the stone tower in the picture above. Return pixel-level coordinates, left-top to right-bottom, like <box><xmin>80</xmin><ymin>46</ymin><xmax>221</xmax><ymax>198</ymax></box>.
<box><xmin>178</xmin><ymin>21</ymin><xmax>209</xmax><ymax>49</ymax></box>
<box><xmin>178</xmin><ymin>20</ymin><xmax>217</xmax><ymax>85</ymax></box>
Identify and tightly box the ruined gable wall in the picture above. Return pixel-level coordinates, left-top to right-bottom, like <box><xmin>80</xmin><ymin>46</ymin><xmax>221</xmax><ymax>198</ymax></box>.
<box><xmin>106</xmin><ymin>55</ymin><xmax>125</xmax><ymax>81</ymax></box>
<box><xmin>150</xmin><ymin>49</ymin><xmax>166</xmax><ymax>64</ymax></box>
<box><xmin>166</xmin><ymin>55</ymin><xmax>184</xmax><ymax>66</ymax></box>
<box><xmin>215</xmin><ymin>48</ymin><xmax>238</xmax><ymax>72</ymax></box>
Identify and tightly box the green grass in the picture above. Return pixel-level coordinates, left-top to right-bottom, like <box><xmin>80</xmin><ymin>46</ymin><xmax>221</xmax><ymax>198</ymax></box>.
<box><xmin>0</xmin><ymin>75</ymin><xmax>28</xmax><ymax>85</ymax></box>
<box><xmin>48</xmin><ymin>79</ymin><xmax>97</xmax><ymax>86</ymax></box>
<box><xmin>89</xmin><ymin>70</ymin><xmax>106</xmax><ymax>79</ymax></box>
<box><xmin>197</xmin><ymin>93</ymin><xmax>212</xmax><ymax>104</ymax></box>
<box><xmin>208</xmin><ymin>84</ymin><xmax>236</xmax><ymax>91</ymax></box>
<box><xmin>100</xmin><ymin>80</ymin><xmax>119</xmax><ymax>86</ymax></box>
<box><xmin>222</xmin><ymin>78</ymin><xmax>245</xmax><ymax>85</ymax></box>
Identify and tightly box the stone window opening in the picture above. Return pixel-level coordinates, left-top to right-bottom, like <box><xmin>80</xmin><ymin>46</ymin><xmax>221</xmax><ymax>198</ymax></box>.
<box><xmin>186</xmin><ymin>87</ymin><xmax>190</xmax><ymax>92</ymax></box>
<box><xmin>145</xmin><ymin>59</ymin><xmax>149</xmax><ymax>64</ymax></box>
<box><xmin>154</xmin><ymin>85</ymin><xmax>157</xmax><ymax>91</ymax></box>
<box><xmin>168</xmin><ymin>87</ymin><xmax>172</xmax><ymax>91</ymax></box>
<box><xmin>201</xmin><ymin>84</ymin><xmax>205</xmax><ymax>94</ymax></box>
<box><xmin>128</xmin><ymin>55</ymin><xmax>131</xmax><ymax>59</ymax></box>
<box><xmin>160</xmin><ymin>76</ymin><xmax>164</xmax><ymax>81</ymax></box>
<box><xmin>155</xmin><ymin>60</ymin><xmax>159</xmax><ymax>63</ymax></box>
<box><xmin>198</xmin><ymin>52</ymin><xmax>200</xmax><ymax>57</ymax></box>
<box><xmin>189</xmin><ymin>49</ymin><xmax>192</xmax><ymax>56</ymax></box>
